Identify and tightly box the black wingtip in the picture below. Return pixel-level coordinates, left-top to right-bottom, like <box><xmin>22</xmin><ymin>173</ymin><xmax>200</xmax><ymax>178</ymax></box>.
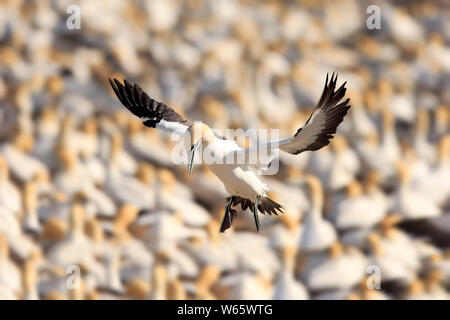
<box><xmin>109</xmin><ymin>78</ymin><xmax>118</xmax><ymax>89</ymax></box>
<box><xmin>113</xmin><ymin>78</ymin><xmax>124</xmax><ymax>89</ymax></box>
<box><xmin>289</xmin><ymin>72</ymin><xmax>351</xmax><ymax>154</ymax></box>
<box><xmin>123</xmin><ymin>79</ymin><xmax>133</xmax><ymax>89</ymax></box>
<box><xmin>108</xmin><ymin>78</ymin><xmax>191</xmax><ymax>132</ymax></box>
<box><xmin>325</xmin><ymin>71</ymin><xmax>340</xmax><ymax>87</ymax></box>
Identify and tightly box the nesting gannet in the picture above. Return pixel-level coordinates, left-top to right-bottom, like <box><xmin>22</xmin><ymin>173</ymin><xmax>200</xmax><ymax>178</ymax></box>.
<box><xmin>139</xmin><ymin>211</ymin><xmax>207</xmax><ymax>255</ymax></box>
<box><xmin>180</xmin><ymin>220</ymin><xmax>237</xmax><ymax>272</ymax></box>
<box><xmin>379</xmin><ymin>107</ymin><xmax>401</xmax><ymax>168</ymax></box>
<box><xmin>105</xmin><ymin>206</ymin><xmax>154</xmax><ymax>285</ymax></box>
<box><xmin>326</xmin><ymin>134</ymin><xmax>360</xmax><ymax>190</ymax></box>
<box><xmin>109</xmin><ymin>73</ymin><xmax>350</xmax><ymax>232</ymax></box>
<box><xmin>299</xmin><ymin>175</ymin><xmax>337</xmax><ymax>251</ymax></box>
<box><xmin>218</xmin><ymin>271</ymin><xmax>273</xmax><ymax>300</ymax></box>
<box><xmin>0</xmin><ymin>234</ymin><xmax>21</xmax><ymax>296</ymax></box>
<box><xmin>156</xmin><ymin>170</ymin><xmax>210</xmax><ymax>227</ymax></box>
<box><xmin>0</xmin><ymin>156</ymin><xmax>21</xmax><ymax>215</ymax></box>
<box><xmin>347</xmin><ymin>90</ymin><xmax>377</xmax><ymax>139</ymax></box>
<box><xmin>193</xmin><ymin>264</ymin><xmax>221</xmax><ymax>299</ymax></box>
<box><xmin>433</xmin><ymin>105</ymin><xmax>449</xmax><ymax>140</ymax></box>
<box><xmin>330</xmin><ymin>181</ymin><xmax>387</xmax><ymax>231</ymax></box>
<box><xmin>301</xmin><ymin>242</ymin><xmax>367</xmax><ymax>291</ymax></box>
<box><xmin>393</xmin><ymin>161</ymin><xmax>441</xmax><ymax>220</ymax></box>
<box><xmin>414</xmin><ymin>109</ymin><xmax>437</xmax><ymax>165</ymax></box>
<box><xmin>366</xmin><ymin>230</ymin><xmax>420</xmax><ymax>283</ymax></box>
<box><xmin>1</xmin><ymin>134</ymin><xmax>48</xmax><ymax>183</ymax></box>
<box><xmin>225</xmin><ymin>232</ymin><xmax>280</xmax><ymax>277</ymax></box>
<box><xmin>0</xmin><ymin>206</ymin><xmax>39</xmax><ymax>260</ymax></box>
<box><xmin>22</xmin><ymin>181</ymin><xmax>41</xmax><ymax>234</ymax></box>
<box><xmin>410</xmin><ymin>135</ymin><xmax>450</xmax><ymax>207</ymax></box>
<box><xmin>149</xmin><ymin>263</ymin><xmax>169</xmax><ymax>300</ymax></box>
<box><xmin>22</xmin><ymin>252</ymin><xmax>40</xmax><ymax>300</ymax></box>
<box><xmin>47</xmin><ymin>204</ymin><xmax>101</xmax><ymax>274</ymax></box>
<box><xmin>272</xmin><ymin>246</ymin><xmax>309</xmax><ymax>300</ymax></box>
<box><xmin>104</xmin><ymin>134</ymin><xmax>155</xmax><ymax>210</ymax></box>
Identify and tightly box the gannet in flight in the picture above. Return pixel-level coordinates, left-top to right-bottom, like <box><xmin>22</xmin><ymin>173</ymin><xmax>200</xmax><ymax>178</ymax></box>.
<box><xmin>109</xmin><ymin>73</ymin><xmax>350</xmax><ymax>232</ymax></box>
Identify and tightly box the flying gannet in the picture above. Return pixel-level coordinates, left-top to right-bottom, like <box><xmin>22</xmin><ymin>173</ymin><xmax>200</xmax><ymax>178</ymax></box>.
<box><xmin>109</xmin><ymin>73</ymin><xmax>350</xmax><ymax>232</ymax></box>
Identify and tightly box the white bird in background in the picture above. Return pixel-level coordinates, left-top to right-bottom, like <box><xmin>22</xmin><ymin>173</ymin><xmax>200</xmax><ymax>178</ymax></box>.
<box><xmin>272</xmin><ymin>246</ymin><xmax>309</xmax><ymax>300</ymax></box>
<box><xmin>393</xmin><ymin>161</ymin><xmax>441</xmax><ymax>220</ymax></box>
<box><xmin>0</xmin><ymin>234</ymin><xmax>21</xmax><ymax>296</ymax></box>
<box><xmin>414</xmin><ymin>109</ymin><xmax>437</xmax><ymax>165</ymax></box>
<box><xmin>1</xmin><ymin>135</ymin><xmax>48</xmax><ymax>183</ymax></box>
<box><xmin>109</xmin><ymin>73</ymin><xmax>351</xmax><ymax>232</ymax></box>
<box><xmin>326</xmin><ymin>134</ymin><xmax>360</xmax><ymax>191</ymax></box>
<box><xmin>22</xmin><ymin>181</ymin><xmax>41</xmax><ymax>234</ymax></box>
<box><xmin>330</xmin><ymin>181</ymin><xmax>387</xmax><ymax>231</ymax></box>
<box><xmin>0</xmin><ymin>156</ymin><xmax>21</xmax><ymax>215</ymax></box>
<box><xmin>299</xmin><ymin>175</ymin><xmax>337</xmax><ymax>251</ymax></box>
<box><xmin>302</xmin><ymin>242</ymin><xmax>367</xmax><ymax>291</ymax></box>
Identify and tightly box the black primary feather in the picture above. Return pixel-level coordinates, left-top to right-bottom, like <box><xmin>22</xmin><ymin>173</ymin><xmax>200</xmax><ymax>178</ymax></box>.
<box><xmin>291</xmin><ymin>72</ymin><xmax>350</xmax><ymax>154</ymax></box>
<box><xmin>109</xmin><ymin>78</ymin><xmax>190</xmax><ymax>128</ymax></box>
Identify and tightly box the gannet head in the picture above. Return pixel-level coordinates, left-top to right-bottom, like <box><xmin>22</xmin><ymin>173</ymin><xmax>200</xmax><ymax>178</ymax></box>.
<box><xmin>305</xmin><ymin>175</ymin><xmax>323</xmax><ymax>209</ymax></box>
<box><xmin>0</xmin><ymin>155</ymin><xmax>8</xmax><ymax>181</ymax></box>
<box><xmin>184</xmin><ymin>122</ymin><xmax>215</xmax><ymax>174</ymax></box>
<box><xmin>0</xmin><ymin>233</ymin><xmax>8</xmax><ymax>260</ymax></box>
<box><xmin>394</xmin><ymin>160</ymin><xmax>410</xmax><ymax>185</ymax></box>
<box><xmin>438</xmin><ymin>134</ymin><xmax>450</xmax><ymax>163</ymax></box>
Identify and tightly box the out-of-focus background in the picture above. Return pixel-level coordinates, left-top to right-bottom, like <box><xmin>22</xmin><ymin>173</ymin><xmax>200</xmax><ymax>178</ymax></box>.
<box><xmin>0</xmin><ymin>0</ymin><xmax>449</xmax><ymax>300</ymax></box>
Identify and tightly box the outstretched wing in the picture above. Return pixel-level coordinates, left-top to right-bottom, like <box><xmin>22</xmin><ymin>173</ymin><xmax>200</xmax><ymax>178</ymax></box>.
<box><xmin>237</xmin><ymin>73</ymin><xmax>350</xmax><ymax>172</ymax></box>
<box><xmin>109</xmin><ymin>79</ymin><xmax>191</xmax><ymax>135</ymax></box>
<box><xmin>278</xmin><ymin>72</ymin><xmax>350</xmax><ymax>154</ymax></box>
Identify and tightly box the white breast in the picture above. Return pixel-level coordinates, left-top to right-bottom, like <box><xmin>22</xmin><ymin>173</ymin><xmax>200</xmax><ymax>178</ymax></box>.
<box><xmin>207</xmin><ymin>163</ymin><xmax>267</xmax><ymax>200</ymax></box>
<box><xmin>204</xmin><ymin>139</ymin><xmax>267</xmax><ymax>200</ymax></box>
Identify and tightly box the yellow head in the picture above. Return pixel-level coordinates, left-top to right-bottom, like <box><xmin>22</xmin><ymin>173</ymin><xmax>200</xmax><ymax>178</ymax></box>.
<box><xmin>305</xmin><ymin>175</ymin><xmax>323</xmax><ymax>209</ymax></box>
<box><xmin>184</xmin><ymin>122</ymin><xmax>215</xmax><ymax>174</ymax></box>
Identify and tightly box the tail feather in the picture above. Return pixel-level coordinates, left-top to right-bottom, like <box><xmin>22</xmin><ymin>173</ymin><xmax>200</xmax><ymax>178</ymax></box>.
<box><xmin>226</xmin><ymin>196</ymin><xmax>284</xmax><ymax>216</ymax></box>
<box><xmin>259</xmin><ymin>197</ymin><xmax>284</xmax><ymax>216</ymax></box>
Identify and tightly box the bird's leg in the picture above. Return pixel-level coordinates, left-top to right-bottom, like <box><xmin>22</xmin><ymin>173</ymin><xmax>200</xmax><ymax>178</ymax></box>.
<box><xmin>253</xmin><ymin>195</ymin><xmax>260</xmax><ymax>232</ymax></box>
<box><xmin>220</xmin><ymin>196</ymin><xmax>234</xmax><ymax>233</ymax></box>
<box><xmin>227</xmin><ymin>202</ymin><xmax>233</xmax><ymax>227</ymax></box>
<box><xmin>226</xmin><ymin>196</ymin><xmax>234</xmax><ymax>227</ymax></box>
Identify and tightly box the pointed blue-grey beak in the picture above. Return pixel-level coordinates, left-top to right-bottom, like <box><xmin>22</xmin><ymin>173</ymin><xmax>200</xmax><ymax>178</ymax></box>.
<box><xmin>188</xmin><ymin>141</ymin><xmax>200</xmax><ymax>174</ymax></box>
